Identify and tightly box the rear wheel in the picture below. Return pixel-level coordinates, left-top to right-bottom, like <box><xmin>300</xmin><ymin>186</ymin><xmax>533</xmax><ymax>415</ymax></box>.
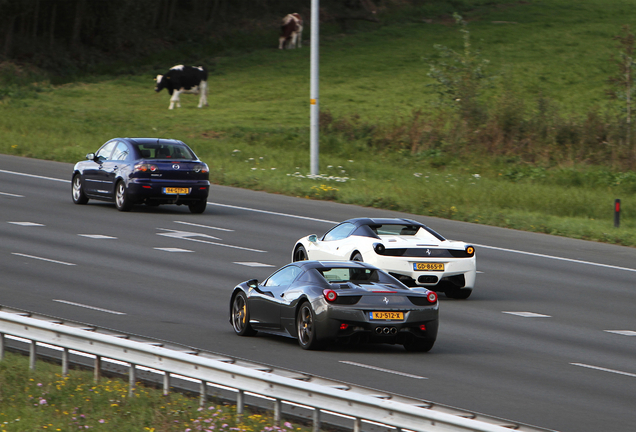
<box><xmin>445</xmin><ymin>287</ymin><xmax>472</xmax><ymax>299</ymax></box>
<box><xmin>115</xmin><ymin>181</ymin><xmax>133</xmax><ymax>211</ymax></box>
<box><xmin>231</xmin><ymin>292</ymin><xmax>257</xmax><ymax>336</ymax></box>
<box><xmin>293</xmin><ymin>245</ymin><xmax>308</xmax><ymax>261</ymax></box>
<box><xmin>403</xmin><ymin>339</ymin><xmax>435</xmax><ymax>352</ymax></box>
<box><xmin>71</xmin><ymin>174</ymin><xmax>88</xmax><ymax>204</ymax></box>
<box><xmin>189</xmin><ymin>199</ymin><xmax>207</xmax><ymax>214</ymax></box>
<box><xmin>296</xmin><ymin>302</ymin><xmax>323</xmax><ymax>350</ymax></box>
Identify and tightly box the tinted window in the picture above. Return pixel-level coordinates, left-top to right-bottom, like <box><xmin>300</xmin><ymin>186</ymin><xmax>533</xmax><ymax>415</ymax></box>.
<box><xmin>317</xmin><ymin>267</ymin><xmax>406</xmax><ymax>289</ymax></box>
<box><xmin>263</xmin><ymin>265</ymin><xmax>303</xmax><ymax>287</ymax></box>
<box><xmin>134</xmin><ymin>143</ymin><xmax>195</xmax><ymax>160</ymax></box>
<box><xmin>323</xmin><ymin>223</ymin><xmax>355</xmax><ymax>241</ymax></box>
<box><xmin>112</xmin><ymin>142</ymin><xmax>131</xmax><ymax>161</ymax></box>
<box><xmin>372</xmin><ymin>224</ymin><xmax>420</xmax><ymax>236</ymax></box>
<box><xmin>95</xmin><ymin>141</ymin><xmax>117</xmax><ymax>162</ymax></box>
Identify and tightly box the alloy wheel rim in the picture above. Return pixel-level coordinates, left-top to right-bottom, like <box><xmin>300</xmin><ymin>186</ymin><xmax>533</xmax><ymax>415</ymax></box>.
<box><xmin>73</xmin><ymin>178</ymin><xmax>81</xmax><ymax>200</ymax></box>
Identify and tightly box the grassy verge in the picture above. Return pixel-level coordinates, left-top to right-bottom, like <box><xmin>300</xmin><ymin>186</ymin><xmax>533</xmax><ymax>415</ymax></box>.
<box><xmin>0</xmin><ymin>0</ymin><xmax>634</xmax><ymax>246</ymax></box>
<box><xmin>0</xmin><ymin>351</ymin><xmax>306</xmax><ymax>432</ymax></box>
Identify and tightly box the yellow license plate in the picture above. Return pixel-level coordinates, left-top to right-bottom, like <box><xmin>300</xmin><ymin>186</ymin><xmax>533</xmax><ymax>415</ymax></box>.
<box><xmin>414</xmin><ymin>262</ymin><xmax>445</xmax><ymax>271</ymax></box>
<box><xmin>163</xmin><ymin>187</ymin><xmax>190</xmax><ymax>195</ymax></box>
<box><xmin>370</xmin><ymin>311</ymin><xmax>404</xmax><ymax>320</ymax></box>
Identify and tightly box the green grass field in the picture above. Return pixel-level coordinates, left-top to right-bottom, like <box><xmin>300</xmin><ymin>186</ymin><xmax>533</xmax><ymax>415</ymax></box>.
<box><xmin>0</xmin><ymin>351</ymin><xmax>307</xmax><ymax>432</ymax></box>
<box><xmin>0</xmin><ymin>0</ymin><xmax>634</xmax><ymax>246</ymax></box>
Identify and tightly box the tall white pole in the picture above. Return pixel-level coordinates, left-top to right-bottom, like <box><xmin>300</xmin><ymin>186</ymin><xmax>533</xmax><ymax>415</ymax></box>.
<box><xmin>310</xmin><ymin>0</ymin><xmax>319</xmax><ymax>176</ymax></box>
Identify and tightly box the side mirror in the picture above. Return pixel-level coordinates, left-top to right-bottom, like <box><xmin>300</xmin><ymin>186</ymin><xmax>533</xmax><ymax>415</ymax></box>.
<box><xmin>247</xmin><ymin>279</ymin><xmax>259</xmax><ymax>289</ymax></box>
<box><xmin>308</xmin><ymin>234</ymin><xmax>318</xmax><ymax>243</ymax></box>
<box><xmin>86</xmin><ymin>153</ymin><xmax>96</xmax><ymax>161</ymax></box>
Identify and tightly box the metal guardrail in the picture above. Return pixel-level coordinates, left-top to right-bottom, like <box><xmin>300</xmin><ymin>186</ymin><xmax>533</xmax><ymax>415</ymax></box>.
<box><xmin>0</xmin><ymin>307</ymin><xmax>555</xmax><ymax>432</ymax></box>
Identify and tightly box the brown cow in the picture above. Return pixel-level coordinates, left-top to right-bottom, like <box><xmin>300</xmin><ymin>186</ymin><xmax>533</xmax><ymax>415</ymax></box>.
<box><xmin>278</xmin><ymin>13</ymin><xmax>303</xmax><ymax>49</ymax></box>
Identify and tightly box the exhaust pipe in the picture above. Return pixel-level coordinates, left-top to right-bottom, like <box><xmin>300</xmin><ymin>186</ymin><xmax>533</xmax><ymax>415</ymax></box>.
<box><xmin>376</xmin><ymin>327</ymin><xmax>397</xmax><ymax>335</ymax></box>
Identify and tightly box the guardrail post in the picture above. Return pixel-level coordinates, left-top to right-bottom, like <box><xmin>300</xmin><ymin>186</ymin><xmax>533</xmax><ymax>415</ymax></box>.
<box><xmin>163</xmin><ymin>371</ymin><xmax>170</xmax><ymax>396</ymax></box>
<box><xmin>29</xmin><ymin>340</ymin><xmax>37</xmax><ymax>370</ymax></box>
<box><xmin>353</xmin><ymin>417</ymin><xmax>361</xmax><ymax>432</ymax></box>
<box><xmin>312</xmin><ymin>408</ymin><xmax>321</xmax><ymax>432</ymax></box>
<box><xmin>94</xmin><ymin>356</ymin><xmax>101</xmax><ymax>382</ymax></box>
<box><xmin>200</xmin><ymin>380</ymin><xmax>207</xmax><ymax>406</ymax></box>
<box><xmin>129</xmin><ymin>363</ymin><xmax>136</xmax><ymax>397</ymax></box>
<box><xmin>0</xmin><ymin>332</ymin><xmax>4</xmax><ymax>360</ymax></box>
<box><xmin>274</xmin><ymin>398</ymin><xmax>282</xmax><ymax>426</ymax></box>
<box><xmin>237</xmin><ymin>389</ymin><xmax>245</xmax><ymax>416</ymax></box>
<box><xmin>62</xmin><ymin>348</ymin><xmax>69</xmax><ymax>376</ymax></box>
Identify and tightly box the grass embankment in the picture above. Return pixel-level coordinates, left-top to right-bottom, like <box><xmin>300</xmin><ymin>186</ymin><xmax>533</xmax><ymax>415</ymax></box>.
<box><xmin>0</xmin><ymin>351</ymin><xmax>305</xmax><ymax>432</ymax></box>
<box><xmin>0</xmin><ymin>0</ymin><xmax>634</xmax><ymax>245</ymax></box>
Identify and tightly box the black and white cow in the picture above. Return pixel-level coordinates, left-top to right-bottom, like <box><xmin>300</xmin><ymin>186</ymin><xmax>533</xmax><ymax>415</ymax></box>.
<box><xmin>278</xmin><ymin>13</ymin><xmax>303</xmax><ymax>49</ymax></box>
<box><xmin>154</xmin><ymin>65</ymin><xmax>208</xmax><ymax>110</ymax></box>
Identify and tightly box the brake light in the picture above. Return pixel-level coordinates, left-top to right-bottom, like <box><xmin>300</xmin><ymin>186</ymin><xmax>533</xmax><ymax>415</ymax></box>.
<box><xmin>193</xmin><ymin>163</ymin><xmax>209</xmax><ymax>173</ymax></box>
<box><xmin>419</xmin><ymin>324</ymin><xmax>427</xmax><ymax>331</ymax></box>
<box><xmin>323</xmin><ymin>289</ymin><xmax>338</xmax><ymax>302</ymax></box>
<box><xmin>427</xmin><ymin>292</ymin><xmax>437</xmax><ymax>303</ymax></box>
<box><xmin>340</xmin><ymin>323</ymin><xmax>349</xmax><ymax>330</ymax></box>
<box><xmin>134</xmin><ymin>163</ymin><xmax>158</xmax><ymax>173</ymax></box>
<box><xmin>466</xmin><ymin>246</ymin><xmax>475</xmax><ymax>256</ymax></box>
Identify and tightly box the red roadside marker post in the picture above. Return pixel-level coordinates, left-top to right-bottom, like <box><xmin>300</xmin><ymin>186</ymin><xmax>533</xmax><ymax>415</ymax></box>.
<box><xmin>614</xmin><ymin>199</ymin><xmax>621</xmax><ymax>228</ymax></box>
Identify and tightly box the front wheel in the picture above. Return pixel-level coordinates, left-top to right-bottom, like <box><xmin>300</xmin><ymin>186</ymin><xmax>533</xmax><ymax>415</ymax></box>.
<box><xmin>72</xmin><ymin>174</ymin><xmax>89</xmax><ymax>204</ymax></box>
<box><xmin>296</xmin><ymin>302</ymin><xmax>323</xmax><ymax>350</ymax></box>
<box><xmin>293</xmin><ymin>245</ymin><xmax>308</xmax><ymax>261</ymax></box>
<box><xmin>115</xmin><ymin>180</ymin><xmax>133</xmax><ymax>211</ymax></box>
<box><xmin>189</xmin><ymin>200</ymin><xmax>207</xmax><ymax>214</ymax></box>
<box><xmin>231</xmin><ymin>292</ymin><xmax>257</xmax><ymax>336</ymax></box>
<box><xmin>351</xmin><ymin>252</ymin><xmax>363</xmax><ymax>262</ymax></box>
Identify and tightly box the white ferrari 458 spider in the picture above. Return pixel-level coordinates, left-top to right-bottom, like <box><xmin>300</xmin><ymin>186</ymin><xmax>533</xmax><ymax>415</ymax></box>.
<box><xmin>292</xmin><ymin>218</ymin><xmax>476</xmax><ymax>299</ymax></box>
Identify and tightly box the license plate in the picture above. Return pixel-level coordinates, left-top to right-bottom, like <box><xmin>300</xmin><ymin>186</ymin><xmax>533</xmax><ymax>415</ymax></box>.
<box><xmin>163</xmin><ymin>187</ymin><xmax>190</xmax><ymax>195</ymax></box>
<box><xmin>369</xmin><ymin>312</ymin><xmax>404</xmax><ymax>320</ymax></box>
<box><xmin>414</xmin><ymin>262</ymin><xmax>444</xmax><ymax>271</ymax></box>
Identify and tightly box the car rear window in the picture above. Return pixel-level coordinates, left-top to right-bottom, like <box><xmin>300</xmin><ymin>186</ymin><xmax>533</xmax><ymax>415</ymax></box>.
<box><xmin>136</xmin><ymin>144</ymin><xmax>195</xmax><ymax>160</ymax></box>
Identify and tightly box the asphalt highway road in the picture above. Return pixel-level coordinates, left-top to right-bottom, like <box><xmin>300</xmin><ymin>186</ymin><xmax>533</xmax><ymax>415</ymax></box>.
<box><xmin>1</xmin><ymin>154</ymin><xmax>635</xmax><ymax>432</ymax></box>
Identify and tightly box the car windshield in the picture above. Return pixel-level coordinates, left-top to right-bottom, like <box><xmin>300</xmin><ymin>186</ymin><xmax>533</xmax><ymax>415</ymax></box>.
<box><xmin>318</xmin><ymin>267</ymin><xmax>405</xmax><ymax>288</ymax></box>
<box><xmin>370</xmin><ymin>224</ymin><xmax>420</xmax><ymax>236</ymax></box>
<box><xmin>134</xmin><ymin>143</ymin><xmax>195</xmax><ymax>160</ymax></box>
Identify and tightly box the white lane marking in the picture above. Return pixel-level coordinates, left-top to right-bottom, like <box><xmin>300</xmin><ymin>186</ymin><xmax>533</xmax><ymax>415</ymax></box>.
<box><xmin>0</xmin><ymin>191</ymin><xmax>24</xmax><ymax>197</ymax></box>
<box><xmin>157</xmin><ymin>228</ymin><xmax>265</xmax><ymax>253</ymax></box>
<box><xmin>208</xmin><ymin>202</ymin><xmax>338</xmax><ymax>224</ymax></box>
<box><xmin>234</xmin><ymin>262</ymin><xmax>275</xmax><ymax>267</ymax></box>
<box><xmin>502</xmin><ymin>311</ymin><xmax>551</xmax><ymax>318</ymax></box>
<box><xmin>9</xmin><ymin>221</ymin><xmax>44</xmax><ymax>226</ymax></box>
<box><xmin>605</xmin><ymin>330</ymin><xmax>636</xmax><ymax>336</ymax></box>
<box><xmin>571</xmin><ymin>363</ymin><xmax>636</xmax><ymax>378</ymax></box>
<box><xmin>78</xmin><ymin>234</ymin><xmax>117</xmax><ymax>239</ymax></box>
<box><xmin>154</xmin><ymin>247</ymin><xmax>194</xmax><ymax>253</ymax></box>
<box><xmin>174</xmin><ymin>221</ymin><xmax>234</xmax><ymax>232</ymax></box>
<box><xmin>12</xmin><ymin>252</ymin><xmax>76</xmax><ymax>266</ymax></box>
<box><xmin>53</xmin><ymin>299</ymin><xmax>126</xmax><ymax>315</ymax></box>
<box><xmin>0</xmin><ymin>168</ymin><xmax>70</xmax><ymax>183</ymax></box>
<box><xmin>157</xmin><ymin>228</ymin><xmax>221</xmax><ymax>241</ymax></box>
<box><xmin>340</xmin><ymin>361</ymin><xmax>427</xmax><ymax>379</ymax></box>
<box><xmin>475</xmin><ymin>243</ymin><xmax>636</xmax><ymax>273</ymax></box>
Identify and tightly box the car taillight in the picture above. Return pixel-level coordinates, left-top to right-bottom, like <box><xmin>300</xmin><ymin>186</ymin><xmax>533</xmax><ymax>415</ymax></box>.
<box><xmin>419</xmin><ymin>324</ymin><xmax>427</xmax><ymax>331</ymax></box>
<box><xmin>134</xmin><ymin>163</ymin><xmax>158</xmax><ymax>173</ymax></box>
<box><xmin>340</xmin><ymin>323</ymin><xmax>349</xmax><ymax>330</ymax></box>
<box><xmin>323</xmin><ymin>289</ymin><xmax>338</xmax><ymax>302</ymax></box>
<box><xmin>466</xmin><ymin>246</ymin><xmax>475</xmax><ymax>256</ymax></box>
<box><xmin>193</xmin><ymin>163</ymin><xmax>209</xmax><ymax>173</ymax></box>
<box><xmin>427</xmin><ymin>292</ymin><xmax>437</xmax><ymax>303</ymax></box>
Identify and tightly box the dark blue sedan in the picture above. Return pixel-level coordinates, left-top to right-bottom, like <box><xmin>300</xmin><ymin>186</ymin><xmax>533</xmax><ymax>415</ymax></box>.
<box><xmin>72</xmin><ymin>138</ymin><xmax>210</xmax><ymax>213</ymax></box>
